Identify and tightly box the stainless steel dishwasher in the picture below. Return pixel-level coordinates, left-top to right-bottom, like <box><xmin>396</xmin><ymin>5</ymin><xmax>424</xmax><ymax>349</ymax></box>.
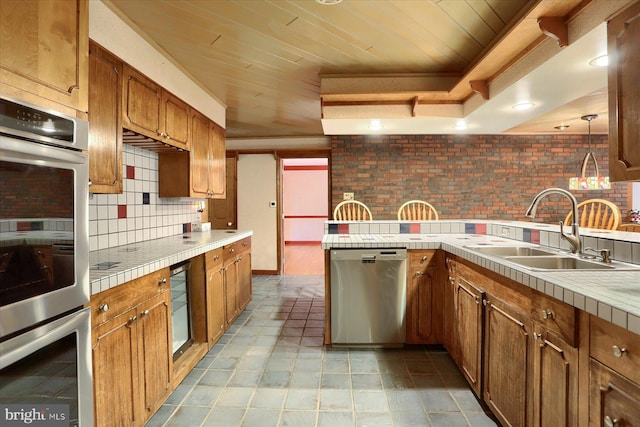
<box><xmin>330</xmin><ymin>248</ymin><xmax>407</xmax><ymax>347</ymax></box>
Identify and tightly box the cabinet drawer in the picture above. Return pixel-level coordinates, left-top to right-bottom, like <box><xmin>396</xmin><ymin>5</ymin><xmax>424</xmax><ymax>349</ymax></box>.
<box><xmin>531</xmin><ymin>290</ymin><xmax>577</xmax><ymax>347</ymax></box>
<box><xmin>590</xmin><ymin>315</ymin><xmax>640</xmax><ymax>386</ymax></box>
<box><xmin>90</xmin><ymin>267</ymin><xmax>170</xmax><ymax>327</ymax></box>
<box><xmin>205</xmin><ymin>248</ymin><xmax>223</xmax><ymax>270</ymax></box>
<box><xmin>223</xmin><ymin>237</ymin><xmax>251</xmax><ymax>262</ymax></box>
<box><xmin>408</xmin><ymin>250</ymin><xmax>437</xmax><ymax>270</ymax></box>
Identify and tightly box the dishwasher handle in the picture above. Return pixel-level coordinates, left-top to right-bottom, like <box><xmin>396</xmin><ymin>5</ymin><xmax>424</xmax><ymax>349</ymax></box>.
<box><xmin>361</xmin><ymin>255</ymin><xmax>376</xmax><ymax>263</ymax></box>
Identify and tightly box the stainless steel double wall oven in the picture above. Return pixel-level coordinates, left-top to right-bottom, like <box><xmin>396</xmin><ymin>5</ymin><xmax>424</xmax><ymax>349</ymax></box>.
<box><xmin>0</xmin><ymin>96</ymin><xmax>93</xmax><ymax>426</ymax></box>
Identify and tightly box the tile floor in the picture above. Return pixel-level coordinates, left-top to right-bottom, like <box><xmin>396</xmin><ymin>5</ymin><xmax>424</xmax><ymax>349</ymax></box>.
<box><xmin>145</xmin><ymin>275</ymin><xmax>498</xmax><ymax>427</ymax></box>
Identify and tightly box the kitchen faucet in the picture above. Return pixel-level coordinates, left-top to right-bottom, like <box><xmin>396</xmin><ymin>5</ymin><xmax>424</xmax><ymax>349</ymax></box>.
<box><xmin>525</xmin><ymin>188</ymin><xmax>581</xmax><ymax>254</ymax></box>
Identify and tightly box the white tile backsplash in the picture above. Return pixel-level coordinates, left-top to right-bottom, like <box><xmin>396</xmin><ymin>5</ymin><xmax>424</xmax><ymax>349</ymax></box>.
<box><xmin>89</xmin><ymin>145</ymin><xmax>203</xmax><ymax>251</ymax></box>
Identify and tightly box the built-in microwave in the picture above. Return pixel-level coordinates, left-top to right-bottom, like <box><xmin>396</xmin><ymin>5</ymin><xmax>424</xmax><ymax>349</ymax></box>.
<box><xmin>0</xmin><ymin>96</ymin><xmax>90</xmax><ymax>338</ymax></box>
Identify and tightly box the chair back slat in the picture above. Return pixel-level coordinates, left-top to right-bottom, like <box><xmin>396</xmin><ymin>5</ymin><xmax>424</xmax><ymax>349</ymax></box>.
<box><xmin>564</xmin><ymin>199</ymin><xmax>621</xmax><ymax>230</ymax></box>
<box><xmin>397</xmin><ymin>200</ymin><xmax>439</xmax><ymax>221</ymax></box>
<box><xmin>333</xmin><ymin>200</ymin><xmax>372</xmax><ymax>221</ymax></box>
<box><xmin>619</xmin><ymin>223</ymin><xmax>640</xmax><ymax>232</ymax></box>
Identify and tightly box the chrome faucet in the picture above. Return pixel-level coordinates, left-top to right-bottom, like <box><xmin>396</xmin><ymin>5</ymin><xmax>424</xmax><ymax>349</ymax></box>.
<box><xmin>525</xmin><ymin>188</ymin><xmax>581</xmax><ymax>254</ymax></box>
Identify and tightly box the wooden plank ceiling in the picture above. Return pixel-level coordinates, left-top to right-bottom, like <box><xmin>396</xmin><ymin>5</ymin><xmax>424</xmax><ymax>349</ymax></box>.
<box><xmin>106</xmin><ymin>0</ymin><xmax>586</xmax><ymax>138</ymax></box>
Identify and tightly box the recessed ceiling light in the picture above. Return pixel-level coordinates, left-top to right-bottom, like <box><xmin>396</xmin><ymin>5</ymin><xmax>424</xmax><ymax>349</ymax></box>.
<box><xmin>368</xmin><ymin>120</ymin><xmax>383</xmax><ymax>131</ymax></box>
<box><xmin>589</xmin><ymin>55</ymin><xmax>608</xmax><ymax>67</ymax></box>
<box><xmin>554</xmin><ymin>124</ymin><xmax>570</xmax><ymax>130</ymax></box>
<box><xmin>315</xmin><ymin>0</ymin><xmax>342</xmax><ymax>4</ymax></box>
<box><xmin>512</xmin><ymin>102</ymin><xmax>534</xmax><ymax>111</ymax></box>
<box><xmin>454</xmin><ymin>120</ymin><xmax>468</xmax><ymax>130</ymax></box>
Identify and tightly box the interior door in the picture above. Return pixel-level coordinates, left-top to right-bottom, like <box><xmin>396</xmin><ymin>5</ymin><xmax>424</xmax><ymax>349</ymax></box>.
<box><xmin>209</xmin><ymin>157</ymin><xmax>237</xmax><ymax>229</ymax></box>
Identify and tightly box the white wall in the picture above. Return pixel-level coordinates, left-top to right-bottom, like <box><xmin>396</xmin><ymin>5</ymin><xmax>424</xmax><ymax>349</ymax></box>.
<box><xmin>89</xmin><ymin>1</ymin><xmax>225</xmax><ymax>127</ymax></box>
<box><xmin>237</xmin><ymin>154</ymin><xmax>278</xmax><ymax>271</ymax></box>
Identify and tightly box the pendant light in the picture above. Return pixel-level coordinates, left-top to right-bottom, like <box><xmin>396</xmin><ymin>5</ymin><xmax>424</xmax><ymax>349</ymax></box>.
<box><xmin>568</xmin><ymin>114</ymin><xmax>611</xmax><ymax>190</ymax></box>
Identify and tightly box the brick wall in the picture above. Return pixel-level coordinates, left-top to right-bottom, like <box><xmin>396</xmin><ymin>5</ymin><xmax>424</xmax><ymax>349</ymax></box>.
<box><xmin>331</xmin><ymin>134</ymin><xmax>630</xmax><ymax>223</ymax></box>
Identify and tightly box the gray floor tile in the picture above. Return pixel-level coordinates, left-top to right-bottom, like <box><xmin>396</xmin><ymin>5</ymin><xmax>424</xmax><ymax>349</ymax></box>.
<box><xmin>386</xmin><ymin>390</ymin><xmax>423</xmax><ymax>411</ymax></box>
<box><xmin>182</xmin><ymin>385</ymin><xmax>223</xmax><ymax>407</ymax></box>
<box><xmin>284</xmin><ymin>389</ymin><xmax>319</xmax><ymax>410</ymax></box>
<box><xmin>164</xmin><ymin>384</ymin><xmax>193</xmax><ymax>405</ymax></box>
<box><xmin>228</xmin><ymin>370</ymin><xmax>262</xmax><ymax>387</ymax></box>
<box><xmin>144</xmin><ymin>404</ymin><xmax>176</xmax><ymax>427</ymax></box>
<box><xmin>451</xmin><ymin>390</ymin><xmax>485</xmax><ymax>412</ymax></box>
<box><xmin>319</xmin><ymin>389</ymin><xmax>352</xmax><ymax>411</ymax></box>
<box><xmin>321</xmin><ymin>373</ymin><xmax>351</xmax><ymax>389</ymax></box>
<box><xmin>465</xmin><ymin>412</ymin><xmax>500</xmax><ymax>426</ymax></box>
<box><xmin>317</xmin><ymin>411</ymin><xmax>354</xmax><ymax>427</ymax></box>
<box><xmin>164</xmin><ymin>406</ymin><xmax>210</xmax><ymax>427</ymax></box>
<box><xmin>419</xmin><ymin>390</ymin><xmax>460</xmax><ymax>412</ymax></box>
<box><xmin>293</xmin><ymin>358</ymin><xmax>322</xmax><ymax>373</ymax></box>
<box><xmin>428</xmin><ymin>411</ymin><xmax>468</xmax><ymax>426</ymax></box>
<box><xmin>353</xmin><ymin>390</ymin><xmax>388</xmax><ymax>412</ymax></box>
<box><xmin>241</xmin><ymin>409</ymin><xmax>281</xmax><ymax>427</ymax></box>
<box><xmin>290</xmin><ymin>372</ymin><xmax>321</xmax><ymax>389</ymax></box>
<box><xmin>210</xmin><ymin>356</ymin><xmax>240</xmax><ymax>370</ymax></box>
<box><xmin>350</xmin><ymin>358</ymin><xmax>379</xmax><ymax>374</ymax></box>
<box><xmin>391</xmin><ymin>410</ymin><xmax>430</xmax><ymax>427</ymax></box>
<box><xmin>279</xmin><ymin>410</ymin><xmax>318</xmax><ymax>427</ymax></box>
<box><xmin>351</xmin><ymin>373</ymin><xmax>383</xmax><ymax>390</ymax></box>
<box><xmin>250</xmin><ymin>388</ymin><xmax>287</xmax><ymax>409</ymax></box>
<box><xmin>322</xmin><ymin>359</ymin><xmax>349</xmax><ymax>373</ymax></box>
<box><xmin>259</xmin><ymin>371</ymin><xmax>292</xmax><ymax>388</ymax></box>
<box><xmin>216</xmin><ymin>387</ymin><xmax>255</xmax><ymax>407</ymax></box>
<box><xmin>356</xmin><ymin>411</ymin><xmax>394</xmax><ymax>427</ymax></box>
<box><xmin>203</xmin><ymin>407</ymin><xmax>246</xmax><ymax>426</ymax></box>
<box><xmin>199</xmin><ymin>370</ymin><xmax>233</xmax><ymax>387</ymax></box>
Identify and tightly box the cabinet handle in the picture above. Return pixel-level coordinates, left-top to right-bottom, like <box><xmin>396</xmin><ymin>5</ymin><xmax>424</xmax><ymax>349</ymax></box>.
<box><xmin>415</xmin><ymin>271</ymin><xmax>422</xmax><ymax>276</ymax></box>
<box><xmin>541</xmin><ymin>309</ymin><xmax>554</xmax><ymax>320</ymax></box>
<box><xmin>128</xmin><ymin>316</ymin><xmax>137</xmax><ymax>326</ymax></box>
<box><xmin>604</xmin><ymin>416</ymin><xmax>620</xmax><ymax>427</ymax></box>
<box><xmin>158</xmin><ymin>277</ymin><xmax>167</xmax><ymax>285</ymax></box>
<box><xmin>421</xmin><ymin>255</ymin><xmax>428</xmax><ymax>261</ymax></box>
<box><xmin>165</xmin><ymin>134</ymin><xmax>171</xmax><ymax>140</ymax></box>
<box><xmin>611</xmin><ymin>345</ymin><xmax>627</xmax><ymax>358</ymax></box>
<box><xmin>214</xmin><ymin>255</ymin><xmax>219</xmax><ymax>261</ymax></box>
<box><xmin>473</xmin><ymin>295</ymin><xmax>480</xmax><ymax>303</ymax></box>
<box><xmin>141</xmin><ymin>310</ymin><xmax>150</xmax><ymax>317</ymax></box>
<box><xmin>99</xmin><ymin>304</ymin><xmax>109</xmax><ymax>313</ymax></box>
<box><xmin>243</xmin><ymin>242</ymin><xmax>248</xmax><ymax>247</ymax></box>
<box><xmin>229</xmin><ymin>248</ymin><xmax>235</xmax><ymax>253</ymax></box>
<box><xmin>533</xmin><ymin>332</ymin><xmax>542</xmax><ymax>340</ymax></box>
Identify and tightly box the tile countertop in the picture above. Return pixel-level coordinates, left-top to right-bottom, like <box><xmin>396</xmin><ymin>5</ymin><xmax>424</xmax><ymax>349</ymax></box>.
<box><xmin>321</xmin><ymin>220</ymin><xmax>640</xmax><ymax>336</ymax></box>
<box><xmin>89</xmin><ymin>229</ymin><xmax>252</xmax><ymax>296</ymax></box>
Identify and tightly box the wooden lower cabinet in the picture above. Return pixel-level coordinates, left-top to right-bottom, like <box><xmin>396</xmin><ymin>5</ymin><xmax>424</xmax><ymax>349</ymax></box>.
<box><xmin>483</xmin><ymin>296</ymin><xmax>530</xmax><ymax>427</ymax></box>
<box><xmin>531</xmin><ymin>323</ymin><xmax>579</xmax><ymax>427</ymax></box>
<box><xmin>406</xmin><ymin>250</ymin><xmax>438</xmax><ymax>344</ymax></box>
<box><xmin>205</xmin><ymin>250</ymin><xmax>226</xmax><ymax>346</ymax></box>
<box><xmin>91</xmin><ymin>270</ymin><xmax>172</xmax><ymax>427</ymax></box>
<box><xmin>590</xmin><ymin>359</ymin><xmax>640</xmax><ymax>427</ymax></box>
<box><xmin>443</xmin><ymin>256</ymin><xmax>457</xmax><ymax>358</ymax></box>
<box><xmin>454</xmin><ymin>267</ymin><xmax>485</xmax><ymax>396</ymax></box>
<box><xmin>223</xmin><ymin>238</ymin><xmax>252</xmax><ymax>327</ymax></box>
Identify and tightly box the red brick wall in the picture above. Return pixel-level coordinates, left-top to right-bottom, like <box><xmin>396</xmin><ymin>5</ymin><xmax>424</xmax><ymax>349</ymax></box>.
<box><xmin>330</xmin><ymin>134</ymin><xmax>630</xmax><ymax>223</ymax></box>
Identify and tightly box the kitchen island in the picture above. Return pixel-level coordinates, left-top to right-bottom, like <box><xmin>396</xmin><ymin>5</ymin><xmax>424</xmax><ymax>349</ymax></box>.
<box><xmin>322</xmin><ymin>219</ymin><xmax>640</xmax><ymax>426</ymax></box>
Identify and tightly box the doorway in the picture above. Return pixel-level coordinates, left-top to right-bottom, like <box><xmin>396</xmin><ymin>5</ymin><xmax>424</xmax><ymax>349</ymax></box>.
<box><xmin>280</xmin><ymin>157</ymin><xmax>329</xmax><ymax>275</ymax></box>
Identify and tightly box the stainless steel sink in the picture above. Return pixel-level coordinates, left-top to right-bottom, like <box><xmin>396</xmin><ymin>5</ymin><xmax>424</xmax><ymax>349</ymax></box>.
<box><xmin>505</xmin><ymin>256</ymin><xmax>614</xmax><ymax>270</ymax></box>
<box><xmin>464</xmin><ymin>245</ymin><xmax>556</xmax><ymax>257</ymax></box>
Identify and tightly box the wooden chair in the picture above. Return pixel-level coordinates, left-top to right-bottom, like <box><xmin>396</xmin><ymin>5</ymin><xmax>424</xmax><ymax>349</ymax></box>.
<box><xmin>563</xmin><ymin>199</ymin><xmax>622</xmax><ymax>230</ymax></box>
<box><xmin>333</xmin><ymin>200</ymin><xmax>373</xmax><ymax>221</ymax></box>
<box><xmin>618</xmin><ymin>223</ymin><xmax>640</xmax><ymax>232</ymax></box>
<box><xmin>397</xmin><ymin>200</ymin><xmax>439</xmax><ymax>220</ymax></box>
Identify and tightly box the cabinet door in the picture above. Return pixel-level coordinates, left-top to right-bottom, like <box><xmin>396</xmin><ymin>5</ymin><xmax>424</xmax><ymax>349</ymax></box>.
<box><xmin>210</xmin><ymin>157</ymin><xmax>237</xmax><ymax>228</ymax></box>
<box><xmin>590</xmin><ymin>359</ymin><xmax>640</xmax><ymax>427</ymax></box>
<box><xmin>224</xmin><ymin>263</ymin><xmax>238</xmax><ymax>327</ymax></box>
<box><xmin>483</xmin><ymin>297</ymin><xmax>530</xmax><ymax>427</ymax></box>
<box><xmin>138</xmin><ymin>292</ymin><xmax>172</xmax><ymax>416</ymax></box>
<box><xmin>455</xmin><ymin>275</ymin><xmax>484</xmax><ymax>396</ymax></box>
<box><xmin>209</xmin><ymin>121</ymin><xmax>226</xmax><ymax>198</ymax></box>
<box><xmin>92</xmin><ymin>308</ymin><xmax>141</xmax><ymax>427</ymax></box>
<box><xmin>608</xmin><ymin>1</ymin><xmax>640</xmax><ymax>182</ymax></box>
<box><xmin>0</xmin><ymin>0</ymin><xmax>88</xmax><ymax>112</ymax></box>
<box><xmin>89</xmin><ymin>42</ymin><xmax>122</xmax><ymax>194</ymax></box>
<box><xmin>406</xmin><ymin>251</ymin><xmax>437</xmax><ymax>344</ymax></box>
<box><xmin>207</xmin><ymin>267</ymin><xmax>226</xmax><ymax>346</ymax></box>
<box><xmin>122</xmin><ymin>65</ymin><xmax>162</xmax><ymax>139</ymax></box>
<box><xmin>531</xmin><ymin>323</ymin><xmax>578</xmax><ymax>427</ymax></box>
<box><xmin>443</xmin><ymin>257</ymin><xmax>457</xmax><ymax>358</ymax></box>
<box><xmin>161</xmin><ymin>91</ymin><xmax>190</xmax><ymax>151</ymax></box>
<box><xmin>190</xmin><ymin>109</ymin><xmax>211</xmax><ymax>197</ymax></box>
<box><xmin>236</xmin><ymin>252</ymin><xmax>252</xmax><ymax>312</ymax></box>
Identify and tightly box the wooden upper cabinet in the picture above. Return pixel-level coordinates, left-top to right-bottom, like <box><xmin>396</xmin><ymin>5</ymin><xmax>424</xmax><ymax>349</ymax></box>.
<box><xmin>190</xmin><ymin>109</ymin><xmax>211</xmax><ymax>197</ymax></box>
<box><xmin>122</xmin><ymin>65</ymin><xmax>162</xmax><ymax>140</ymax></box>
<box><xmin>209</xmin><ymin>122</ymin><xmax>226</xmax><ymax>198</ymax></box>
<box><xmin>88</xmin><ymin>42</ymin><xmax>123</xmax><ymax>194</ymax></box>
<box><xmin>608</xmin><ymin>0</ymin><xmax>640</xmax><ymax>182</ymax></box>
<box><xmin>122</xmin><ymin>65</ymin><xmax>191</xmax><ymax>151</ymax></box>
<box><xmin>0</xmin><ymin>0</ymin><xmax>89</xmax><ymax>114</ymax></box>
<box><xmin>161</xmin><ymin>91</ymin><xmax>190</xmax><ymax>151</ymax></box>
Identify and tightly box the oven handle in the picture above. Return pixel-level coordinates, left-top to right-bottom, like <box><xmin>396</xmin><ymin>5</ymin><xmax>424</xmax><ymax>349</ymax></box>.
<box><xmin>0</xmin><ymin>307</ymin><xmax>90</xmax><ymax>369</ymax></box>
<box><xmin>0</xmin><ymin>135</ymin><xmax>87</xmax><ymax>166</ymax></box>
